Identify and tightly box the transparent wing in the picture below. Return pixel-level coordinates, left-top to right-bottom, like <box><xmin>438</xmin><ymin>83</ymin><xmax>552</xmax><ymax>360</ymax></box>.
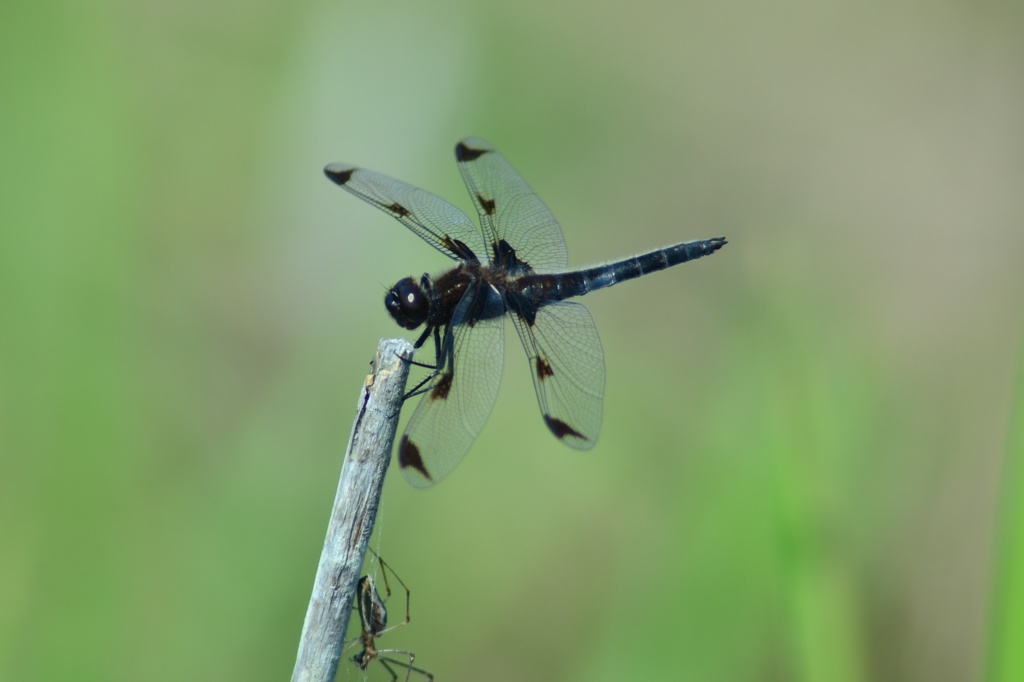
<box><xmin>509</xmin><ymin>300</ymin><xmax>605</xmax><ymax>449</ymax></box>
<box><xmin>398</xmin><ymin>285</ymin><xmax>505</xmax><ymax>487</ymax></box>
<box><xmin>454</xmin><ymin>138</ymin><xmax>568</xmax><ymax>273</ymax></box>
<box><xmin>324</xmin><ymin>164</ymin><xmax>487</xmax><ymax>263</ymax></box>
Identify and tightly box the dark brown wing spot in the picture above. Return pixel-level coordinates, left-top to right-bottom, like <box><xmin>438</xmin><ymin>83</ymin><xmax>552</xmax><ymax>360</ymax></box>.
<box><xmin>544</xmin><ymin>415</ymin><xmax>587</xmax><ymax>442</ymax></box>
<box><xmin>441</xmin><ymin>235</ymin><xmax>477</xmax><ymax>261</ymax></box>
<box><xmin>476</xmin><ymin>193</ymin><xmax>496</xmax><ymax>215</ymax></box>
<box><xmin>324</xmin><ymin>167</ymin><xmax>354</xmax><ymax>185</ymax></box>
<box><xmin>535</xmin><ymin>357</ymin><xmax>554</xmax><ymax>381</ymax></box>
<box><xmin>386</xmin><ymin>202</ymin><xmax>411</xmax><ymax>217</ymax></box>
<box><xmin>492</xmin><ymin>238</ymin><xmax>531</xmax><ymax>271</ymax></box>
<box><xmin>398</xmin><ymin>436</ymin><xmax>432</xmax><ymax>481</ymax></box>
<box><xmin>455</xmin><ymin>142</ymin><xmax>489</xmax><ymax>162</ymax></box>
<box><xmin>430</xmin><ymin>373</ymin><xmax>453</xmax><ymax>400</ymax></box>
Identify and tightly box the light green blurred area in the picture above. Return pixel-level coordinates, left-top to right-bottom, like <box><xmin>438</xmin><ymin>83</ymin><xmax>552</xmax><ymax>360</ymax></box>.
<box><xmin>2</xmin><ymin>0</ymin><xmax>1023</xmax><ymax>680</ymax></box>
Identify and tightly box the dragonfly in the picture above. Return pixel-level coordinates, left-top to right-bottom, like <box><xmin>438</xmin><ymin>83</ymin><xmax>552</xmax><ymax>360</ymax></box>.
<box><xmin>324</xmin><ymin>138</ymin><xmax>726</xmax><ymax>488</ymax></box>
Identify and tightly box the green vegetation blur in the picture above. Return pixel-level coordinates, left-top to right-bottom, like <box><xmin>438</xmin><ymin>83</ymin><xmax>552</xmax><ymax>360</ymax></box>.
<box><xmin>2</xmin><ymin>0</ymin><xmax>1023</xmax><ymax>680</ymax></box>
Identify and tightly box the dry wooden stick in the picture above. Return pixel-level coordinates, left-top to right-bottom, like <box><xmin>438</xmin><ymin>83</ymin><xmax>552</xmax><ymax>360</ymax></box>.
<box><xmin>291</xmin><ymin>337</ymin><xmax>414</xmax><ymax>682</ymax></box>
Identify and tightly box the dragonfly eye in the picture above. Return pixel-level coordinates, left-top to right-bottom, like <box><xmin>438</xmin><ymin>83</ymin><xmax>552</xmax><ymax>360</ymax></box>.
<box><xmin>385</xmin><ymin>277</ymin><xmax>429</xmax><ymax>330</ymax></box>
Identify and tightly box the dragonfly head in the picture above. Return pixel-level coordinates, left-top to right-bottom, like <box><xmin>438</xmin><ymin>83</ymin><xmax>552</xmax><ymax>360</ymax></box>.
<box><xmin>385</xmin><ymin>277</ymin><xmax>429</xmax><ymax>330</ymax></box>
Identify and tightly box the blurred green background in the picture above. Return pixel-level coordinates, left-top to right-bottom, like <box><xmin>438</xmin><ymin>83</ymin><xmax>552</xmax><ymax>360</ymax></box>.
<box><xmin>3</xmin><ymin>0</ymin><xmax>1023</xmax><ymax>680</ymax></box>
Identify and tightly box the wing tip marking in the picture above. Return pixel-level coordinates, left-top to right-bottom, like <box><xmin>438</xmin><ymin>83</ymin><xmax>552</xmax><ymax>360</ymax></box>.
<box><xmin>324</xmin><ymin>166</ymin><xmax>355</xmax><ymax>185</ymax></box>
<box><xmin>455</xmin><ymin>142</ymin><xmax>490</xmax><ymax>162</ymax></box>
<box><xmin>399</xmin><ymin>436</ymin><xmax>433</xmax><ymax>482</ymax></box>
<box><xmin>544</xmin><ymin>415</ymin><xmax>587</xmax><ymax>442</ymax></box>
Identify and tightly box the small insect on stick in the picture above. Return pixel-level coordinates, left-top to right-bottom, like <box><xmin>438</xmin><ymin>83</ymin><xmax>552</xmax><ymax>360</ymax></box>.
<box><xmin>346</xmin><ymin>549</ymin><xmax>434</xmax><ymax>682</ymax></box>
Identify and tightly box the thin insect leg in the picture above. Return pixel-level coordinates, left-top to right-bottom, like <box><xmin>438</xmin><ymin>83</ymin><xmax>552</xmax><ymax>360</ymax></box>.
<box><xmin>341</xmin><ymin>632</ymin><xmax>362</xmax><ymax>654</ymax></box>
<box><xmin>365</xmin><ymin>549</ymin><xmax>411</xmax><ymax>633</ymax></box>
<box><xmin>401</xmin><ymin>324</ymin><xmax>450</xmax><ymax>401</ymax></box>
<box><xmin>391</xmin><ymin>331</ymin><xmax>439</xmax><ymax>402</ymax></box>
<box><xmin>403</xmin><ymin>373</ymin><xmax>437</xmax><ymax>401</ymax></box>
<box><xmin>394</xmin><ymin>348</ymin><xmax>436</xmax><ymax>371</ymax></box>
<box><xmin>412</xmin><ymin>325</ymin><xmax>432</xmax><ymax>349</ymax></box>
<box><xmin>432</xmin><ymin>325</ymin><xmax>443</xmax><ymax>364</ymax></box>
<box><xmin>365</xmin><ymin>548</ymin><xmax>392</xmax><ymax>599</ymax></box>
<box><xmin>375</xmin><ymin>554</ymin><xmax>411</xmax><ymax>626</ymax></box>
<box><xmin>404</xmin><ymin>660</ymin><xmax>434</xmax><ymax>682</ymax></box>
<box><xmin>378</xmin><ymin>653</ymin><xmax>434</xmax><ymax>682</ymax></box>
<box><xmin>376</xmin><ymin>657</ymin><xmax>402</xmax><ymax>682</ymax></box>
<box><xmin>403</xmin><ymin>357</ymin><xmax>438</xmax><ymax>370</ymax></box>
<box><xmin>401</xmin><ymin>361</ymin><xmax>439</xmax><ymax>401</ymax></box>
<box><xmin>396</xmin><ymin>327</ymin><xmax>438</xmax><ymax>371</ymax></box>
<box><xmin>342</xmin><ymin>614</ymin><xmax>370</xmax><ymax>655</ymax></box>
<box><xmin>342</xmin><ymin>594</ymin><xmax>374</xmax><ymax>653</ymax></box>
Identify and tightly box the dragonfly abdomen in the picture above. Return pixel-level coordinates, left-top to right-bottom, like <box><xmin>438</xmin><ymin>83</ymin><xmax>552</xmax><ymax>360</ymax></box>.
<box><xmin>514</xmin><ymin>237</ymin><xmax>726</xmax><ymax>306</ymax></box>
